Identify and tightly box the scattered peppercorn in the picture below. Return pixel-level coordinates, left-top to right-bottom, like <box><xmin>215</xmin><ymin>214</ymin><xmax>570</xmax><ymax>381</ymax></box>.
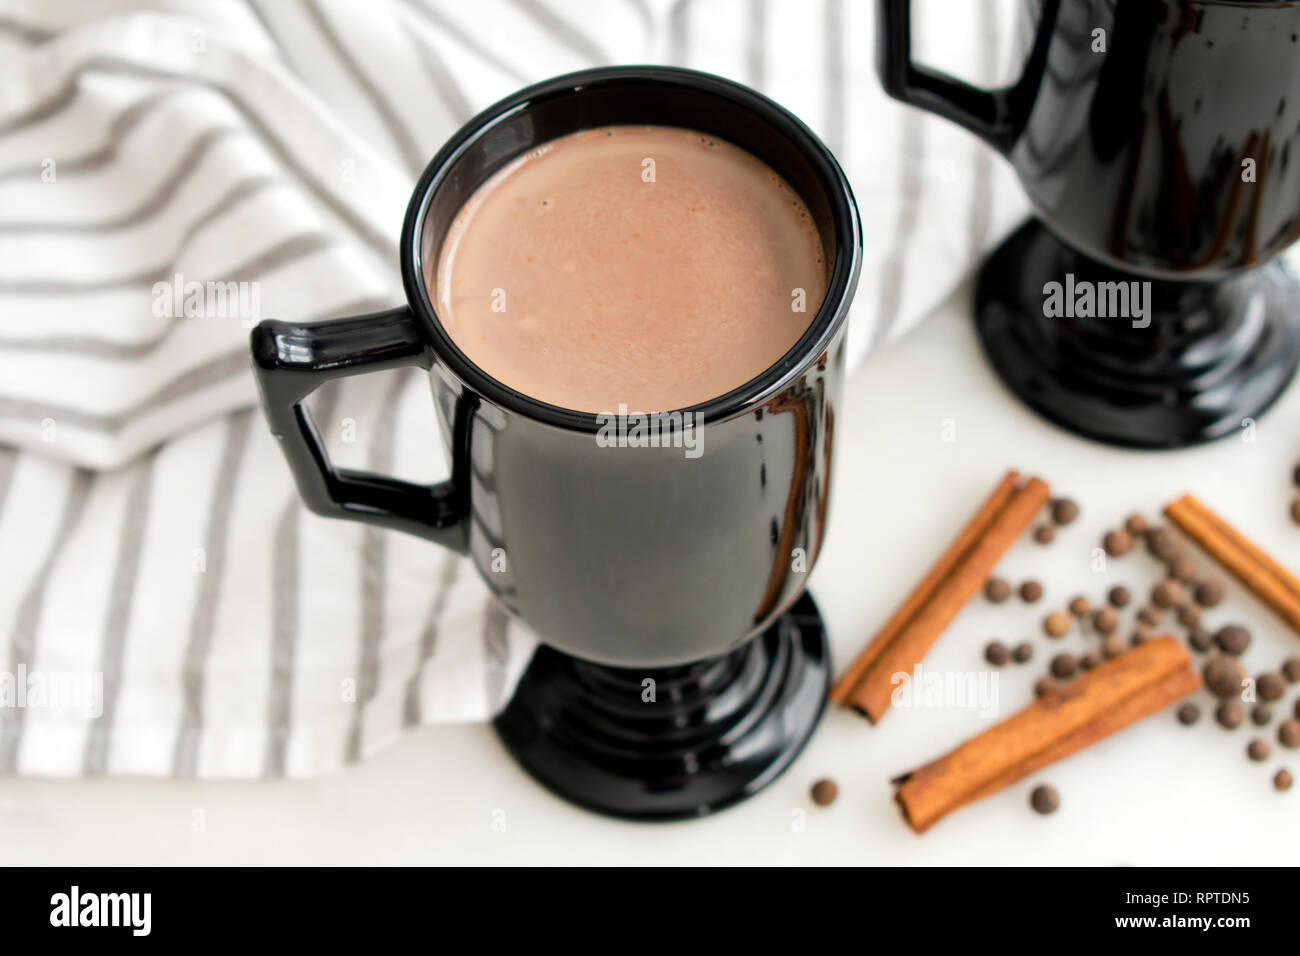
<box><xmin>1151</xmin><ymin>580</ymin><xmax>1183</xmax><ymax>609</ymax></box>
<box><xmin>1044</xmin><ymin>612</ymin><xmax>1071</xmax><ymax>638</ymax></box>
<box><xmin>1103</xmin><ymin>529</ymin><xmax>1133</xmax><ymax>557</ymax></box>
<box><xmin>1034</xmin><ymin>524</ymin><xmax>1056</xmax><ymax>545</ymax></box>
<box><xmin>1177</xmin><ymin>604</ymin><xmax>1200</xmax><ymax>627</ymax></box>
<box><xmin>1279</xmin><ymin>719</ymin><xmax>1300</xmax><ymax>749</ymax></box>
<box><xmin>1137</xmin><ymin>606</ymin><xmax>1162</xmax><ymax>627</ymax></box>
<box><xmin>1125</xmin><ymin>514</ymin><xmax>1149</xmax><ymax>536</ymax></box>
<box><xmin>1108</xmin><ymin>585</ymin><xmax>1132</xmax><ymax>608</ymax></box>
<box><xmin>1068</xmin><ymin>596</ymin><xmax>1091</xmax><ymax>618</ymax></box>
<box><xmin>1080</xmin><ymin>651</ymin><xmax>1101</xmax><ymax>671</ymax></box>
<box><xmin>1013</xmin><ymin>642</ymin><xmax>1034</xmax><ymax>664</ymax></box>
<box><xmin>1020</xmin><ymin>580</ymin><xmax>1044</xmax><ymax>603</ymax></box>
<box><xmin>1282</xmin><ymin>656</ymin><xmax>1300</xmax><ymax>683</ymax></box>
<box><xmin>1176</xmin><ymin>702</ymin><xmax>1200</xmax><ymax>726</ymax></box>
<box><xmin>1050</xmin><ymin>653</ymin><xmax>1078</xmax><ymax>679</ymax></box>
<box><xmin>1094</xmin><ymin>606</ymin><xmax>1119</xmax><ymax>634</ymax></box>
<box><xmin>1034</xmin><ymin>676</ymin><xmax>1058</xmax><ymax>697</ymax></box>
<box><xmin>1258</xmin><ymin>672</ymin><xmax>1286</xmax><ymax>701</ymax></box>
<box><xmin>1130</xmin><ymin>629</ymin><xmax>1150</xmax><ymax>648</ymax></box>
<box><xmin>1252</xmin><ymin>704</ymin><xmax>1273</xmax><ymax>727</ymax></box>
<box><xmin>1102</xmin><ymin>633</ymin><xmax>1127</xmax><ymax>660</ymax></box>
<box><xmin>1169</xmin><ymin>556</ymin><xmax>1198</xmax><ymax>583</ymax></box>
<box><xmin>1275</xmin><ymin>769</ymin><xmax>1294</xmax><ymax>792</ymax></box>
<box><xmin>1187</xmin><ymin>626</ymin><xmax>1214</xmax><ymax>653</ymax></box>
<box><xmin>1194</xmin><ymin>579</ymin><xmax>1225</xmax><ymax>608</ymax></box>
<box><xmin>1247</xmin><ymin>739</ymin><xmax>1271</xmax><ymax>762</ymax></box>
<box><xmin>1051</xmin><ymin>498</ymin><xmax>1079</xmax><ymax>526</ymax></box>
<box><xmin>1215</xmin><ymin>624</ymin><xmax>1251</xmax><ymax>656</ymax></box>
<box><xmin>810</xmin><ymin>778</ymin><xmax>838</xmax><ymax>807</ymax></box>
<box><xmin>1147</xmin><ymin>528</ymin><xmax>1179</xmax><ymax>562</ymax></box>
<box><xmin>1292</xmin><ymin>498</ymin><xmax>1300</xmax><ymax>526</ymax></box>
<box><xmin>1204</xmin><ymin>655</ymin><xmax>1248</xmax><ymax>698</ymax></box>
<box><xmin>1029</xmin><ymin>784</ymin><xmax>1059</xmax><ymax>815</ymax></box>
<box><xmin>1216</xmin><ymin>699</ymin><xmax>1243</xmax><ymax>730</ymax></box>
<box><xmin>984</xmin><ymin>577</ymin><xmax>1011</xmax><ymax>603</ymax></box>
<box><xmin>984</xmin><ymin>641</ymin><xmax>1011</xmax><ymax>666</ymax></box>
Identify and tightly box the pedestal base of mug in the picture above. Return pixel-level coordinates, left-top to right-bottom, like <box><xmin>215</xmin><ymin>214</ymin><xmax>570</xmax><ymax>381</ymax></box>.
<box><xmin>974</xmin><ymin>219</ymin><xmax>1300</xmax><ymax>449</ymax></box>
<box><xmin>492</xmin><ymin>592</ymin><xmax>829</xmax><ymax>821</ymax></box>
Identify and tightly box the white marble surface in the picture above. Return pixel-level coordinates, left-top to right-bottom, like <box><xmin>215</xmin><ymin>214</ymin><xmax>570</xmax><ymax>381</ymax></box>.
<box><xmin>4</xmin><ymin>276</ymin><xmax>1300</xmax><ymax>865</ymax></box>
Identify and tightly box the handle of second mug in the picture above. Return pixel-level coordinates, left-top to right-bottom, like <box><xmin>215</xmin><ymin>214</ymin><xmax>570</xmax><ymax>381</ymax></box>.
<box><xmin>250</xmin><ymin>306</ymin><xmax>469</xmax><ymax>554</ymax></box>
<box><xmin>876</xmin><ymin>0</ymin><xmax>1057</xmax><ymax>156</ymax></box>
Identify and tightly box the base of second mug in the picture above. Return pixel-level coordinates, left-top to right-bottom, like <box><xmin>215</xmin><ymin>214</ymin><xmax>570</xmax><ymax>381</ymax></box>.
<box><xmin>491</xmin><ymin>592</ymin><xmax>830</xmax><ymax>822</ymax></box>
<box><xmin>974</xmin><ymin>218</ymin><xmax>1300</xmax><ymax>449</ymax></box>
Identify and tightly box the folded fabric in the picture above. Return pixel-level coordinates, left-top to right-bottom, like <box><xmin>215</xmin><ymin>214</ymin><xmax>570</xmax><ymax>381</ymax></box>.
<box><xmin>0</xmin><ymin>0</ymin><xmax>1026</xmax><ymax>777</ymax></box>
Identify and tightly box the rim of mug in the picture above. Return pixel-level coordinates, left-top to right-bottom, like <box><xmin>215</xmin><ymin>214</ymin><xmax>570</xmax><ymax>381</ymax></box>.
<box><xmin>400</xmin><ymin>65</ymin><xmax>863</xmax><ymax>433</ymax></box>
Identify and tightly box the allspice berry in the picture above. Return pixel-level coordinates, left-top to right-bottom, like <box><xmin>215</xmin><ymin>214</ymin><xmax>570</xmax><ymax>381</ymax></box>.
<box><xmin>984</xmin><ymin>641</ymin><xmax>1011</xmax><ymax>666</ymax></box>
<box><xmin>1102</xmin><ymin>633</ymin><xmax>1127</xmax><ymax>660</ymax></box>
<box><xmin>1029</xmin><ymin>784</ymin><xmax>1059</xmax><ymax>815</ymax></box>
<box><xmin>1050</xmin><ymin>653</ymin><xmax>1078</xmax><ymax>679</ymax></box>
<box><xmin>1034</xmin><ymin>524</ymin><xmax>1056</xmax><ymax>545</ymax></box>
<box><xmin>1051</xmin><ymin>498</ymin><xmax>1079</xmax><ymax>526</ymax></box>
<box><xmin>1103</xmin><ymin>529</ymin><xmax>1133</xmax><ymax>557</ymax></box>
<box><xmin>1080</xmin><ymin>651</ymin><xmax>1101</xmax><ymax>671</ymax></box>
<box><xmin>811</xmin><ymin>778</ymin><xmax>838</xmax><ymax>807</ymax></box>
<box><xmin>1257</xmin><ymin>672</ymin><xmax>1286</xmax><ymax>701</ymax></box>
<box><xmin>1093</xmin><ymin>606</ymin><xmax>1119</xmax><ymax>635</ymax></box>
<box><xmin>1068</xmin><ymin>595</ymin><xmax>1092</xmax><ymax>618</ymax></box>
<box><xmin>1044</xmin><ymin>612</ymin><xmax>1071</xmax><ymax>638</ymax></box>
<box><xmin>1252</xmin><ymin>704</ymin><xmax>1273</xmax><ymax>727</ymax></box>
<box><xmin>1034</xmin><ymin>676</ymin><xmax>1058</xmax><ymax>697</ymax></box>
<box><xmin>1177</xmin><ymin>604</ymin><xmax>1200</xmax><ymax>627</ymax></box>
<box><xmin>1187</xmin><ymin>626</ymin><xmax>1214</xmax><ymax>653</ymax></box>
<box><xmin>1019</xmin><ymin>579</ymin><xmax>1044</xmax><ymax>603</ymax></box>
<box><xmin>1137</xmin><ymin>606</ymin><xmax>1163</xmax><ymax>627</ymax></box>
<box><xmin>1125</xmin><ymin>514</ymin><xmax>1149</xmax><ymax>536</ymax></box>
<box><xmin>1279</xmin><ymin>719</ymin><xmax>1300</xmax><ymax>749</ymax></box>
<box><xmin>1282</xmin><ymin>656</ymin><xmax>1300</xmax><ymax>683</ymax></box>
<box><xmin>1151</xmin><ymin>580</ymin><xmax>1183</xmax><ymax>609</ymax></box>
<box><xmin>1147</xmin><ymin>528</ymin><xmax>1180</xmax><ymax>562</ymax></box>
<box><xmin>1176</xmin><ymin>702</ymin><xmax>1201</xmax><ymax>726</ymax></box>
<box><xmin>1130</xmin><ymin>628</ymin><xmax>1151</xmax><ymax>648</ymax></box>
<box><xmin>1215</xmin><ymin>624</ymin><xmax>1251</xmax><ymax>656</ymax></box>
<box><xmin>1194</xmin><ymin>579</ymin><xmax>1225</xmax><ymax>608</ymax></box>
<box><xmin>1216</xmin><ymin>699</ymin><xmax>1243</xmax><ymax>730</ymax></box>
<box><xmin>1169</xmin><ymin>556</ymin><xmax>1198</xmax><ymax>583</ymax></box>
<box><xmin>1275</xmin><ymin>769</ymin><xmax>1294</xmax><ymax>792</ymax></box>
<box><xmin>984</xmin><ymin>577</ymin><xmax>1011</xmax><ymax>603</ymax></box>
<box><xmin>1247</xmin><ymin>739</ymin><xmax>1271</xmax><ymax>762</ymax></box>
<box><xmin>1013</xmin><ymin>642</ymin><xmax>1034</xmax><ymax>664</ymax></box>
<box><xmin>1292</xmin><ymin>497</ymin><xmax>1300</xmax><ymax>526</ymax></box>
<box><xmin>1203</xmin><ymin>655</ymin><xmax>1248</xmax><ymax>698</ymax></box>
<box><xmin>1108</xmin><ymin>585</ymin><xmax>1132</xmax><ymax>609</ymax></box>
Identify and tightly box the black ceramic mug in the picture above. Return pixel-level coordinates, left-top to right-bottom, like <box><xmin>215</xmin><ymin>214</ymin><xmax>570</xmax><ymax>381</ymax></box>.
<box><xmin>878</xmin><ymin>0</ymin><xmax>1300</xmax><ymax>447</ymax></box>
<box><xmin>251</xmin><ymin>66</ymin><xmax>862</xmax><ymax>819</ymax></box>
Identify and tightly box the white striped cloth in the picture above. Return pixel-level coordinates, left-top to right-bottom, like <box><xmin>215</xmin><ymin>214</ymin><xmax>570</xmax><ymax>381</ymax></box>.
<box><xmin>0</xmin><ymin>0</ymin><xmax>1026</xmax><ymax>777</ymax></box>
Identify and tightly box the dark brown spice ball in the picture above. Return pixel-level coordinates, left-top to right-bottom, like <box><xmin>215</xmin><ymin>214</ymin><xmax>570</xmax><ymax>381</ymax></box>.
<box><xmin>1108</xmin><ymin>585</ymin><xmax>1132</xmax><ymax>608</ymax></box>
<box><xmin>1068</xmin><ymin>596</ymin><xmax>1092</xmax><ymax>618</ymax></box>
<box><xmin>984</xmin><ymin>577</ymin><xmax>1011</xmax><ymax>603</ymax></box>
<box><xmin>1044</xmin><ymin>612</ymin><xmax>1071</xmax><ymax>638</ymax></box>
<box><xmin>984</xmin><ymin>641</ymin><xmax>1011</xmax><ymax>666</ymax></box>
<box><xmin>1034</xmin><ymin>524</ymin><xmax>1056</xmax><ymax>545</ymax></box>
<box><xmin>1176</xmin><ymin>702</ymin><xmax>1201</xmax><ymax>726</ymax></box>
<box><xmin>1034</xmin><ymin>676</ymin><xmax>1058</xmax><ymax>697</ymax></box>
<box><xmin>1130</xmin><ymin>629</ymin><xmax>1151</xmax><ymax>648</ymax></box>
<box><xmin>1258</xmin><ymin>672</ymin><xmax>1286</xmax><ymax>701</ymax></box>
<box><xmin>1020</xmin><ymin>580</ymin><xmax>1044</xmax><ymax>603</ymax></box>
<box><xmin>1279</xmin><ymin>719</ymin><xmax>1300</xmax><ymax>749</ymax></box>
<box><xmin>1194</xmin><ymin>579</ymin><xmax>1225</xmax><ymax>608</ymax></box>
<box><xmin>1282</xmin><ymin>656</ymin><xmax>1300</xmax><ymax>683</ymax></box>
<box><xmin>1252</xmin><ymin>704</ymin><xmax>1273</xmax><ymax>727</ymax></box>
<box><xmin>1137</xmin><ymin>606</ymin><xmax>1163</xmax><ymax>627</ymax></box>
<box><xmin>1296</xmin><ymin>698</ymin><xmax>1300</xmax><ymax>721</ymax></box>
<box><xmin>1103</xmin><ymin>529</ymin><xmax>1133</xmax><ymax>557</ymax></box>
<box><xmin>1030</xmin><ymin>784</ymin><xmax>1059</xmax><ymax>815</ymax></box>
<box><xmin>1093</xmin><ymin>606</ymin><xmax>1119</xmax><ymax>635</ymax></box>
<box><xmin>1292</xmin><ymin>498</ymin><xmax>1300</xmax><ymax>526</ymax></box>
<box><xmin>1013</xmin><ymin>642</ymin><xmax>1034</xmax><ymax>664</ymax></box>
<box><xmin>1294</xmin><ymin>463</ymin><xmax>1300</xmax><ymax>487</ymax></box>
<box><xmin>1177</xmin><ymin>604</ymin><xmax>1200</xmax><ymax>627</ymax></box>
<box><xmin>1051</xmin><ymin>498</ymin><xmax>1079</xmax><ymax>526</ymax></box>
<box><xmin>810</xmin><ymin>779</ymin><xmax>838</xmax><ymax>807</ymax></box>
<box><xmin>1080</xmin><ymin>651</ymin><xmax>1101</xmax><ymax>671</ymax></box>
<box><xmin>1050</xmin><ymin>653</ymin><xmax>1078</xmax><ymax>679</ymax></box>
<box><xmin>1215</xmin><ymin>624</ymin><xmax>1251</xmax><ymax>656</ymax></box>
<box><xmin>1102</xmin><ymin>633</ymin><xmax>1127</xmax><ymax>660</ymax></box>
<box><xmin>1275</xmin><ymin>769</ymin><xmax>1294</xmax><ymax>792</ymax></box>
<box><xmin>1125</xmin><ymin>514</ymin><xmax>1149</xmax><ymax>536</ymax></box>
<box><xmin>1147</xmin><ymin>528</ymin><xmax>1180</xmax><ymax>562</ymax></box>
<box><xmin>1204</xmin><ymin>655</ymin><xmax>1248</xmax><ymax>698</ymax></box>
<box><xmin>1247</xmin><ymin>739</ymin><xmax>1271</xmax><ymax>762</ymax></box>
<box><xmin>1216</xmin><ymin>699</ymin><xmax>1243</xmax><ymax>729</ymax></box>
<box><xmin>1151</xmin><ymin>580</ymin><xmax>1183</xmax><ymax>609</ymax></box>
<box><xmin>1169</xmin><ymin>556</ymin><xmax>1198</xmax><ymax>583</ymax></box>
<box><xmin>1187</xmin><ymin>626</ymin><xmax>1214</xmax><ymax>653</ymax></box>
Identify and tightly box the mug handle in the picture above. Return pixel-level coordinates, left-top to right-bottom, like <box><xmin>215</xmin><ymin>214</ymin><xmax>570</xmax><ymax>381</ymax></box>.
<box><xmin>876</xmin><ymin>0</ymin><xmax>1059</xmax><ymax>155</ymax></box>
<box><xmin>250</xmin><ymin>306</ymin><xmax>469</xmax><ymax>554</ymax></box>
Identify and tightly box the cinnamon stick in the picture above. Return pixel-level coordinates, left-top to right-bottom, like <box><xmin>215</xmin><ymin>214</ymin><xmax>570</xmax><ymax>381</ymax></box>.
<box><xmin>832</xmin><ymin>470</ymin><xmax>1050</xmax><ymax>722</ymax></box>
<box><xmin>894</xmin><ymin>636</ymin><xmax>1200</xmax><ymax>833</ymax></box>
<box><xmin>1165</xmin><ymin>494</ymin><xmax>1300</xmax><ymax>634</ymax></box>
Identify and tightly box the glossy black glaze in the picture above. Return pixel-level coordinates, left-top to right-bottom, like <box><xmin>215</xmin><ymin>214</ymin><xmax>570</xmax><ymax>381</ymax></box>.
<box><xmin>976</xmin><ymin>220</ymin><xmax>1300</xmax><ymax>447</ymax></box>
<box><xmin>251</xmin><ymin>67</ymin><xmax>861</xmax><ymax>818</ymax></box>
<box><xmin>879</xmin><ymin>0</ymin><xmax>1300</xmax><ymax>447</ymax></box>
<box><xmin>495</xmin><ymin>592</ymin><xmax>829</xmax><ymax>821</ymax></box>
